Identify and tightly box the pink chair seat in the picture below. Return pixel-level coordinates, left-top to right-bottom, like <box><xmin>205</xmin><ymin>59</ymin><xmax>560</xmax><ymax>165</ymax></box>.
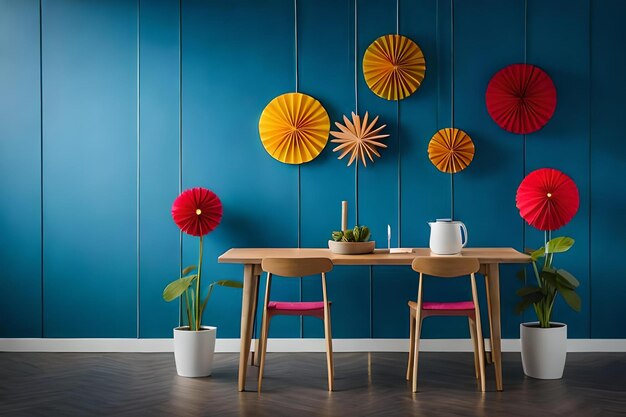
<box><xmin>422</xmin><ymin>301</ymin><xmax>475</xmax><ymax>310</ymax></box>
<box><xmin>268</xmin><ymin>301</ymin><xmax>325</xmax><ymax>311</ymax></box>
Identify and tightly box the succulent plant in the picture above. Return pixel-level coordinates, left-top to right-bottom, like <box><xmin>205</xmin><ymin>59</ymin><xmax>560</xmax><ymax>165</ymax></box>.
<box><xmin>331</xmin><ymin>225</ymin><xmax>371</xmax><ymax>242</ymax></box>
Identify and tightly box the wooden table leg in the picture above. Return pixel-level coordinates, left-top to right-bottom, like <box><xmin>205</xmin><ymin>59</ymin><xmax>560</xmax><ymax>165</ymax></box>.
<box><xmin>250</xmin><ymin>282</ymin><xmax>261</xmax><ymax>366</ymax></box>
<box><xmin>238</xmin><ymin>264</ymin><xmax>257</xmax><ymax>391</ymax></box>
<box><xmin>485</xmin><ymin>263</ymin><xmax>503</xmax><ymax>391</ymax></box>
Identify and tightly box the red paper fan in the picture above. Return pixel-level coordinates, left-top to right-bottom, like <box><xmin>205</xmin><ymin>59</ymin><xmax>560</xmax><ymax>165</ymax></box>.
<box><xmin>486</xmin><ymin>64</ymin><xmax>557</xmax><ymax>135</ymax></box>
<box><xmin>172</xmin><ymin>188</ymin><xmax>223</xmax><ymax>237</ymax></box>
<box><xmin>516</xmin><ymin>168</ymin><xmax>579</xmax><ymax>231</ymax></box>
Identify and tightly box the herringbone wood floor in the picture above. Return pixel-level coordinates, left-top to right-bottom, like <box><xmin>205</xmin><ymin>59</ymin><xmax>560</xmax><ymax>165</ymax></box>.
<box><xmin>0</xmin><ymin>352</ymin><xmax>624</xmax><ymax>417</ymax></box>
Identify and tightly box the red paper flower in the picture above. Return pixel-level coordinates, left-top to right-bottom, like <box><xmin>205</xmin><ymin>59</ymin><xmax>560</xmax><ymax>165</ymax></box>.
<box><xmin>172</xmin><ymin>188</ymin><xmax>223</xmax><ymax>237</ymax></box>
<box><xmin>486</xmin><ymin>64</ymin><xmax>557</xmax><ymax>135</ymax></box>
<box><xmin>516</xmin><ymin>168</ymin><xmax>579</xmax><ymax>231</ymax></box>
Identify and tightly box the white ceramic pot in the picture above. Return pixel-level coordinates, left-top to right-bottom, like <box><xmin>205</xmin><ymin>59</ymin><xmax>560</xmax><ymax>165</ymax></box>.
<box><xmin>520</xmin><ymin>322</ymin><xmax>567</xmax><ymax>379</ymax></box>
<box><xmin>173</xmin><ymin>326</ymin><xmax>216</xmax><ymax>377</ymax></box>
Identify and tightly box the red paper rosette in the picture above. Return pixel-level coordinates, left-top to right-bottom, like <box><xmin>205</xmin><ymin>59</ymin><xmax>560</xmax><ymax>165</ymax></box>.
<box><xmin>486</xmin><ymin>64</ymin><xmax>557</xmax><ymax>135</ymax></box>
<box><xmin>516</xmin><ymin>168</ymin><xmax>579</xmax><ymax>231</ymax></box>
<box><xmin>172</xmin><ymin>188</ymin><xmax>223</xmax><ymax>237</ymax></box>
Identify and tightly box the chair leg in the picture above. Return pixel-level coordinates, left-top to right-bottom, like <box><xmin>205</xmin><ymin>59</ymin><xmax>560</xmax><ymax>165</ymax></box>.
<box><xmin>470</xmin><ymin>273</ymin><xmax>486</xmax><ymax>392</ymax></box>
<box><xmin>411</xmin><ymin>312</ymin><xmax>423</xmax><ymax>393</ymax></box>
<box><xmin>469</xmin><ymin>317</ymin><xmax>480</xmax><ymax>379</ymax></box>
<box><xmin>257</xmin><ymin>309</ymin><xmax>271</xmax><ymax>392</ymax></box>
<box><xmin>406</xmin><ymin>309</ymin><xmax>416</xmax><ymax>381</ymax></box>
<box><xmin>324</xmin><ymin>306</ymin><xmax>334</xmax><ymax>392</ymax></box>
<box><xmin>474</xmin><ymin>314</ymin><xmax>486</xmax><ymax>392</ymax></box>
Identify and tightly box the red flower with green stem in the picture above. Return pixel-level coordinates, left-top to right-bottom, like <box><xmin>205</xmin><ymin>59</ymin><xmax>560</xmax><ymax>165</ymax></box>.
<box><xmin>163</xmin><ymin>188</ymin><xmax>241</xmax><ymax>331</ymax></box>
<box><xmin>515</xmin><ymin>169</ymin><xmax>581</xmax><ymax>328</ymax></box>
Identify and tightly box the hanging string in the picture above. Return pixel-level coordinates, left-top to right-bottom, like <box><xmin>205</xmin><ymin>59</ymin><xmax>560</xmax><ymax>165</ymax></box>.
<box><xmin>450</xmin><ymin>0</ymin><xmax>455</xmax><ymax>220</ymax></box>
<box><xmin>294</xmin><ymin>0</ymin><xmax>299</xmax><ymax>94</ymax></box>
<box><xmin>178</xmin><ymin>0</ymin><xmax>183</xmax><ymax>326</ymax></box>
<box><xmin>396</xmin><ymin>0</ymin><xmax>400</xmax><ymax>34</ymax></box>
<box><xmin>293</xmin><ymin>0</ymin><xmax>300</xmax><ymax>249</ymax></box>
<box><xmin>396</xmin><ymin>0</ymin><xmax>401</xmax><ymax>245</ymax></box>
<box><xmin>292</xmin><ymin>0</ymin><xmax>304</xmax><ymax>337</ymax></box>
<box><xmin>354</xmin><ymin>0</ymin><xmax>359</xmax><ymax>225</ymax></box>
<box><xmin>522</xmin><ymin>0</ymin><xmax>528</xmax><ymax>254</ymax></box>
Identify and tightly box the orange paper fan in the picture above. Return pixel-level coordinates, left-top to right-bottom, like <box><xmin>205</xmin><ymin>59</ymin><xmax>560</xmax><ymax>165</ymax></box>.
<box><xmin>330</xmin><ymin>112</ymin><xmax>389</xmax><ymax>167</ymax></box>
<box><xmin>428</xmin><ymin>128</ymin><xmax>475</xmax><ymax>173</ymax></box>
<box><xmin>363</xmin><ymin>34</ymin><xmax>426</xmax><ymax>101</ymax></box>
<box><xmin>258</xmin><ymin>92</ymin><xmax>330</xmax><ymax>164</ymax></box>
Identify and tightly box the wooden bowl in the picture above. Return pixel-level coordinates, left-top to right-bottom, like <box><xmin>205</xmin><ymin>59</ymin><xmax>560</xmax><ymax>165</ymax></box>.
<box><xmin>328</xmin><ymin>240</ymin><xmax>375</xmax><ymax>255</ymax></box>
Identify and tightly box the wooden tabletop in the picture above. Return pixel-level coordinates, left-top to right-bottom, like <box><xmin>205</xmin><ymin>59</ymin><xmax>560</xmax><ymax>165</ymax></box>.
<box><xmin>218</xmin><ymin>247</ymin><xmax>530</xmax><ymax>265</ymax></box>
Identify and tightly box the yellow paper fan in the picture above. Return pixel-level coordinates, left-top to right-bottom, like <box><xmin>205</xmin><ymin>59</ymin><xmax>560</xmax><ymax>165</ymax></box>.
<box><xmin>428</xmin><ymin>128</ymin><xmax>475</xmax><ymax>173</ymax></box>
<box><xmin>258</xmin><ymin>92</ymin><xmax>330</xmax><ymax>164</ymax></box>
<box><xmin>330</xmin><ymin>112</ymin><xmax>389</xmax><ymax>167</ymax></box>
<box><xmin>363</xmin><ymin>34</ymin><xmax>426</xmax><ymax>101</ymax></box>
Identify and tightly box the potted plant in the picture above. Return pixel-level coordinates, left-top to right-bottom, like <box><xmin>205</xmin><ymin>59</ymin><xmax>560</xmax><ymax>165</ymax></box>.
<box><xmin>163</xmin><ymin>187</ymin><xmax>242</xmax><ymax>377</ymax></box>
<box><xmin>328</xmin><ymin>225</ymin><xmax>374</xmax><ymax>254</ymax></box>
<box><xmin>515</xmin><ymin>168</ymin><xmax>581</xmax><ymax>379</ymax></box>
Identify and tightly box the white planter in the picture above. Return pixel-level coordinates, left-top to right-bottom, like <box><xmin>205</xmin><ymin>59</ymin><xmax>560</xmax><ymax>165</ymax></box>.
<box><xmin>520</xmin><ymin>322</ymin><xmax>567</xmax><ymax>379</ymax></box>
<box><xmin>173</xmin><ymin>326</ymin><xmax>216</xmax><ymax>377</ymax></box>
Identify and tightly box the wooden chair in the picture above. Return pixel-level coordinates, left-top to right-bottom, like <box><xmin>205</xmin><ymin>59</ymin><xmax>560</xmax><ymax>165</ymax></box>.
<box><xmin>406</xmin><ymin>257</ymin><xmax>486</xmax><ymax>392</ymax></box>
<box><xmin>258</xmin><ymin>257</ymin><xmax>334</xmax><ymax>392</ymax></box>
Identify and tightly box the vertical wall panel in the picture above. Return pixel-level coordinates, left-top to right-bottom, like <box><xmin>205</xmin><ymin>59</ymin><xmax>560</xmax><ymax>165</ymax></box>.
<box><xmin>0</xmin><ymin>0</ymin><xmax>42</xmax><ymax>337</ymax></box>
<box><xmin>358</xmin><ymin>0</ymin><xmax>400</xmax><ymax>339</ymax></box>
<box><xmin>357</xmin><ymin>0</ymin><xmax>399</xmax><ymax>246</ymax></box>
<box><xmin>372</xmin><ymin>0</ymin><xmax>441</xmax><ymax>339</ymax></box>
<box><xmin>299</xmin><ymin>0</ymin><xmax>370</xmax><ymax>338</ymax></box>
<box><xmin>138</xmin><ymin>0</ymin><xmax>180</xmax><ymax>338</ymax></box>
<box><xmin>42</xmin><ymin>0</ymin><xmax>137</xmax><ymax>337</ymax></box>
<box><xmin>590</xmin><ymin>0</ymin><xmax>626</xmax><ymax>338</ymax></box>
<box><xmin>182</xmin><ymin>0</ymin><xmax>298</xmax><ymax>338</ymax></box>
<box><xmin>527</xmin><ymin>0</ymin><xmax>590</xmax><ymax>338</ymax></box>
<box><xmin>453</xmin><ymin>0</ymin><xmax>525</xmax><ymax>338</ymax></box>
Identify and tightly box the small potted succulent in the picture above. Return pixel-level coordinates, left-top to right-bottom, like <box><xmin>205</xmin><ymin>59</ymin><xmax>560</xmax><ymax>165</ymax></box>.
<box><xmin>328</xmin><ymin>225</ymin><xmax>374</xmax><ymax>254</ymax></box>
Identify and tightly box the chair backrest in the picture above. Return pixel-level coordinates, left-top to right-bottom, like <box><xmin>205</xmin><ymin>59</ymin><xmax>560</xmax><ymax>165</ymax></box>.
<box><xmin>411</xmin><ymin>257</ymin><xmax>479</xmax><ymax>278</ymax></box>
<box><xmin>261</xmin><ymin>257</ymin><xmax>333</xmax><ymax>277</ymax></box>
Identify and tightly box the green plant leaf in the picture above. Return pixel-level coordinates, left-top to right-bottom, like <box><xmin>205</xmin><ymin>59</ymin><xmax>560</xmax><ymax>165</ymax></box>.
<box><xmin>556</xmin><ymin>269</ymin><xmax>580</xmax><ymax>289</ymax></box>
<box><xmin>515</xmin><ymin>292</ymin><xmax>544</xmax><ymax>314</ymax></box>
<box><xmin>539</xmin><ymin>268</ymin><xmax>558</xmax><ymax>287</ymax></box>
<box><xmin>530</xmin><ymin>247</ymin><xmax>545</xmax><ymax>261</ymax></box>
<box><xmin>353</xmin><ymin>226</ymin><xmax>361</xmax><ymax>242</ymax></box>
<box><xmin>162</xmin><ymin>275</ymin><xmax>197</xmax><ymax>302</ymax></box>
<box><xmin>343</xmin><ymin>229</ymin><xmax>354</xmax><ymax>242</ymax></box>
<box><xmin>331</xmin><ymin>231</ymin><xmax>343</xmax><ymax>242</ymax></box>
<box><xmin>360</xmin><ymin>226</ymin><xmax>371</xmax><ymax>242</ymax></box>
<box><xmin>516</xmin><ymin>286</ymin><xmax>542</xmax><ymax>297</ymax></box>
<box><xmin>198</xmin><ymin>286</ymin><xmax>213</xmax><ymax>325</ymax></box>
<box><xmin>214</xmin><ymin>279</ymin><xmax>244</xmax><ymax>288</ymax></box>
<box><xmin>546</xmin><ymin>236</ymin><xmax>574</xmax><ymax>253</ymax></box>
<box><xmin>557</xmin><ymin>284</ymin><xmax>582</xmax><ymax>312</ymax></box>
<box><xmin>182</xmin><ymin>265</ymin><xmax>197</xmax><ymax>275</ymax></box>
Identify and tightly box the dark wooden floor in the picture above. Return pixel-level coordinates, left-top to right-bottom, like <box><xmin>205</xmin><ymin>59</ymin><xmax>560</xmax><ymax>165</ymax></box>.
<box><xmin>0</xmin><ymin>352</ymin><xmax>625</xmax><ymax>417</ymax></box>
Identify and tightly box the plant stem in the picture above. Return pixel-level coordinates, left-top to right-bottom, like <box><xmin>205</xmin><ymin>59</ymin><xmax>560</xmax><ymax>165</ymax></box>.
<box><xmin>532</xmin><ymin>261</ymin><xmax>541</xmax><ymax>287</ymax></box>
<box><xmin>184</xmin><ymin>289</ymin><xmax>192</xmax><ymax>329</ymax></box>
<box><xmin>195</xmin><ymin>236</ymin><xmax>203</xmax><ymax>331</ymax></box>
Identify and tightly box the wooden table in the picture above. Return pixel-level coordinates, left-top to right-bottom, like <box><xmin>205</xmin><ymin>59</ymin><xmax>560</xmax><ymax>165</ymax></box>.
<box><xmin>218</xmin><ymin>247</ymin><xmax>530</xmax><ymax>391</ymax></box>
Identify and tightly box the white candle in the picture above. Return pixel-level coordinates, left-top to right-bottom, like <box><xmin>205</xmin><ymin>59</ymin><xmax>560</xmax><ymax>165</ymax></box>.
<box><xmin>341</xmin><ymin>201</ymin><xmax>348</xmax><ymax>231</ymax></box>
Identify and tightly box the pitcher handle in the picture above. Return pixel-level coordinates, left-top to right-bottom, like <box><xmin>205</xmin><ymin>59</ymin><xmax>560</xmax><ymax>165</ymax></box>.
<box><xmin>459</xmin><ymin>222</ymin><xmax>468</xmax><ymax>247</ymax></box>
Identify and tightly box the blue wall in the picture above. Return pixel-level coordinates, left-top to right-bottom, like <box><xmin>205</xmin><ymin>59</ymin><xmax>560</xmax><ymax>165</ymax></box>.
<box><xmin>1</xmin><ymin>0</ymin><xmax>625</xmax><ymax>340</ymax></box>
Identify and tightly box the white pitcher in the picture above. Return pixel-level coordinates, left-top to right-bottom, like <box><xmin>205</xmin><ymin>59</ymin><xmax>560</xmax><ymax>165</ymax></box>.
<box><xmin>428</xmin><ymin>219</ymin><xmax>468</xmax><ymax>255</ymax></box>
